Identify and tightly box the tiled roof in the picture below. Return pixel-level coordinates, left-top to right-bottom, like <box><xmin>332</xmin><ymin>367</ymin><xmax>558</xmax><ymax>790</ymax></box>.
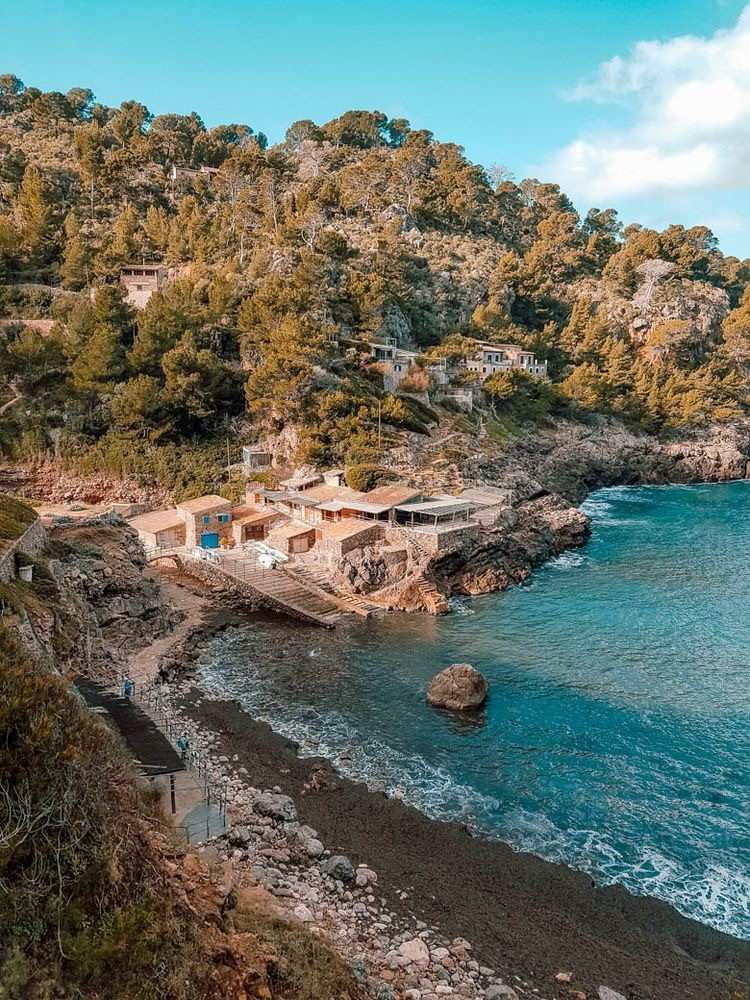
<box><xmin>364</xmin><ymin>485</ymin><xmax>422</xmax><ymax>506</ymax></box>
<box><xmin>175</xmin><ymin>494</ymin><xmax>229</xmax><ymax>515</ymax></box>
<box><xmin>129</xmin><ymin>509</ymin><xmax>184</xmax><ymax>533</ymax></box>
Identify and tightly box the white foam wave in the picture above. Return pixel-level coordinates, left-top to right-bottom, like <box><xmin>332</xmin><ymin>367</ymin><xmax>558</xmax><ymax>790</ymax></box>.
<box><xmin>197</xmin><ymin>658</ymin><xmax>499</xmax><ymax>828</ymax></box>
<box><xmin>579</xmin><ymin>495</ymin><xmax>647</xmax><ymax>527</ymax></box>
<box><xmin>580</xmin><ymin>497</ymin><xmax>613</xmax><ymax>519</ymax></box>
<box><xmin>194</xmin><ymin>634</ymin><xmax>750</xmax><ymax>940</ymax></box>
<box><xmin>501</xmin><ymin>808</ymin><xmax>750</xmax><ymax>939</ymax></box>
<box><xmin>448</xmin><ymin>596</ymin><xmax>475</xmax><ymax>615</ymax></box>
<box><xmin>548</xmin><ymin>551</ymin><xmax>588</xmax><ymax>570</ymax></box>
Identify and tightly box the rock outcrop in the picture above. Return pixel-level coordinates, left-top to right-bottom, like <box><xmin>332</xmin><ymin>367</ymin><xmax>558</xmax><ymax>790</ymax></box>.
<box><xmin>8</xmin><ymin>513</ymin><xmax>181</xmax><ymax>673</ymax></box>
<box><xmin>427</xmin><ymin>663</ymin><xmax>489</xmax><ymax>711</ymax></box>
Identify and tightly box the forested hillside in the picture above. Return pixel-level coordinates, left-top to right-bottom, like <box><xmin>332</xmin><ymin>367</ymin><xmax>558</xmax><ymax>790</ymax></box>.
<box><xmin>1</xmin><ymin>72</ymin><xmax>749</xmax><ymax>497</ymax></box>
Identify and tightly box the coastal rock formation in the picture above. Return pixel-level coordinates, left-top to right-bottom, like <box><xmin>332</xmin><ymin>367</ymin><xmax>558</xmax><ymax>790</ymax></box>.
<box><xmin>480</xmin><ymin>417</ymin><xmax>750</xmax><ymax>504</ymax></box>
<box><xmin>8</xmin><ymin>513</ymin><xmax>180</xmax><ymax>672</ymax></box>
<box><xmin>427</xmin><ymin>663</ymin><xmax>489</xmax><ymax>711</ymax></box>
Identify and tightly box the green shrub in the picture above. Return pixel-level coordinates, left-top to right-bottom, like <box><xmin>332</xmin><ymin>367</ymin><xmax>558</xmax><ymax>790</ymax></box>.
<box><xmin>345</xmin><ymin>462</ymin><xmax>391</xmax><ymax>491</ymax></box>
<box><xmin>0</xmin><ymin>494</ymin><xmax>37</xmax><ymax>540</ymax></box>
<box><xmin>234</xmin><ymin>905</ymin><xmax>364</xmax><ymax>1000</ymax></box>
<box><xmin>0</xmin><ymin>635</ymin><xmax>205</xmax><ymax>999</ymax></box>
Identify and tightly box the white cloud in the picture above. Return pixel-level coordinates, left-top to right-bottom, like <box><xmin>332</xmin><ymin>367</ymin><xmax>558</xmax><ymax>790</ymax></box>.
<box><xmin>547</xmin><ymin>6</ymin><xmax>750</xmax><ymax>201</ymax></box>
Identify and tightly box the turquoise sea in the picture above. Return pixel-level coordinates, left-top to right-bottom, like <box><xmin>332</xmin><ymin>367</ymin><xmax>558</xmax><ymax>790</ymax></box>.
<box><xmin>194</xmin><ymin>481</ymin><xmax>750</xmax><ymax>938</ymax></box>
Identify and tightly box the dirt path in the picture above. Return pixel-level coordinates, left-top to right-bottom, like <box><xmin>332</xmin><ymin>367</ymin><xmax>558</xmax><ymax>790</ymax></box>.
<box><xmin>0</xmin><ymin>384</ymin><xmax>22</xmax><ymax>417</ymax></box>
<box><xmin>127</xmin><ymin>570</ymin><xmax>212</xmax><ymax>688</ymax></box>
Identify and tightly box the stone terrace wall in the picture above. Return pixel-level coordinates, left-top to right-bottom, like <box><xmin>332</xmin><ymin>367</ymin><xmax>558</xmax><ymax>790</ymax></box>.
<box><xmin>0</xmin><ymin>518</ymin><xmax>46</xmax><ymax>583</ymax></box>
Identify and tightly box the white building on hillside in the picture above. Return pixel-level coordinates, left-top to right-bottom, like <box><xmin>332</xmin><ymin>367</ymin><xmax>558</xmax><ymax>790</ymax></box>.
<box><xmin>463</xmin><ymin>342</ymin><xmax>547</xmax><ymax>379</ymax></box>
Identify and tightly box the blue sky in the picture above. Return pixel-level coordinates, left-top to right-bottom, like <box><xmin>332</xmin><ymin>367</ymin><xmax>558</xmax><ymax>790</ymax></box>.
<box><xmin>2</xmin><ymin>0</ymin><xmax>750</xmax><ymax>256</ymax></box>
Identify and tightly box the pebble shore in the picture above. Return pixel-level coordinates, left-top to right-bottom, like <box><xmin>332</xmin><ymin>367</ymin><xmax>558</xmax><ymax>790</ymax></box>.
<box><xmin>162</xmin><ymin>684</ymin><xmax>624</xmax><ymax>1000</ymax></box>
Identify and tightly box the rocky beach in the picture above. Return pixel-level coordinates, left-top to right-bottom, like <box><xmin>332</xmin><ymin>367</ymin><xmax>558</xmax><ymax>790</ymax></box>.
<box><xmin>136</xmin><ymin>666</ymin><xmax>750</xmax><ymax>1000</ymax></box>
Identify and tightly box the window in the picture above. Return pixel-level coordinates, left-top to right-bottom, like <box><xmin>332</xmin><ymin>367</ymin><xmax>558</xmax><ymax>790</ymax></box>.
<box><xmin>202</xmin><ymin>515</ymin><xmax>210</xmax><ymax>525</ymax></box>
<box><xmin>218</xmin><ymin>513</ymin><xmax>230</xmax><ymax>523</ymax></box>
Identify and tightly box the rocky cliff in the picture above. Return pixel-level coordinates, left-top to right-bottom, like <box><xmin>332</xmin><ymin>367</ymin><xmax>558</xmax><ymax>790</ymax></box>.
<box><xmin>6</xmin><ymin>512</ymin><xmax>180</xmax><ymax>673</ymax></box>
<box><xmin>326</xmin><ymin>416</ymin><xmax>750</xmax><ymax>613</ymax></box>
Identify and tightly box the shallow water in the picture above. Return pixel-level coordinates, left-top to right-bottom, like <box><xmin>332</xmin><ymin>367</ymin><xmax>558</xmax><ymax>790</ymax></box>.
<box><xmin>193</xmin><ymin>482</ymin><xmax>750</xmax><ymax>938</ymax></box>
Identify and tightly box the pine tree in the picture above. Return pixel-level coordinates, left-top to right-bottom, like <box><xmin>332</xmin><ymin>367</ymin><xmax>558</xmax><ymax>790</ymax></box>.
<box><xmin>71</xmin><ymin>324</ymin><xmax>127</xmax><ymax>393</ymax></box>
<box><xmin>144</xmin><ymin>205</ymin><xmax>170</xmax><ymax>253</ymax></box>
<box><xmin>60</xmin><ymin>213</ymin><xmax>89</xmax><ymax>289</ymax></box>
<box><xmin>15</xmin><ymin>165</ymin><xmax>55</xmax><ymax>266</ymax></box>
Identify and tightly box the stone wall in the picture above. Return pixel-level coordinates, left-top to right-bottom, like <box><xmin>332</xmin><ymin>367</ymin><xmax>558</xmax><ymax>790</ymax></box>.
<box><xmin>385</xmin><ymin>522</ymin><xmax>480</xmax><ymax>554</ymax></box>
<box><xmin>0</xmin><ymin>517</ymin><xmax>46</xmax><ymax>583</ymax></box>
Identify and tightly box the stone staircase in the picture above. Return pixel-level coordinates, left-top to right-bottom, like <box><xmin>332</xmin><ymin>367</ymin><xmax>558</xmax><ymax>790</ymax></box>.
<box><xmin>210</xmin><ymin>555</ymin><xmax>344</xmax><ymax>628</ymax></box>
<box><xmin>415</xmin><ymin>578</ymin><xmax>449</xmax><ymax>614</ymax></box>
<box><xmin>286</xmin><ymin>564</ymin><xmax>381</xmax><ymax>619</ymax></box>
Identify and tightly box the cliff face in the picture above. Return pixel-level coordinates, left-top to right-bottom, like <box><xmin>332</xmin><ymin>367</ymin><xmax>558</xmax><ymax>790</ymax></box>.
<box><xmin>7</xmin><ymin>513</ymin><xmax>180</xmax><ymax>674</ymax></box>
<box><xmin>484</xmin><ymin>418</ymin><xmax>750</xmax><ymax>504</ymax></box>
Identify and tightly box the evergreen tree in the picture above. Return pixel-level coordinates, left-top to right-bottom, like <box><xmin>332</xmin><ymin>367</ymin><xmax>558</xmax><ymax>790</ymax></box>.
<box><xmin>15</xmin><ymin>165</ymin><xmax>55</xmax><ymax>267</ymax></box>
<box><xmin>60</xmin><ymin>213</ymin><xmax>89</xmax><ymax>289</ymax></box>
<box><xmin>143</xmin><ymin>205</ymin><xmax>170</xmax><ymax>253</ymax></box>
<box><xmin>71</xmin><ymin>324</ymin><xmax>127</xmax><ymax>393</ymax></box>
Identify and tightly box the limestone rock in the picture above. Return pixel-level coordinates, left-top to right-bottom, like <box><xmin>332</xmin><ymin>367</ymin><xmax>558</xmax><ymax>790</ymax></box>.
<box><xmin>253</xmin><ymin>792</ymin><xmax>297</xmax><ymax>823</ymax></box>
<box><xmin>598</xmin><ymin>989</ymin><xmax>626</xmax><ymax>1000</ymax></box>
<box><xmin>485</xmin><ymin>987</ymin><xmax>518</xmax><ymax>1000</ymax></box>
<box><xmin>399</xmin><ymin>937</ymin><xmax>430</xmax><ymax>965</ymax></box>
<box><xmin>302</xmin><ymin>837</ymin><xmax>324</xmax><ymax>858</ymax></box>
<box><xmin>427</xmin><ymin>663</ymin><xmax>488</xmax><ymax>711</ymax></box>
<box><xmin>228</xmin><ymin>825</ymin><xmax>252</xmax><ymax>847</ymax></box>
<box><xmin>321</xmin><ymin>854</ymin><xmax>355</xmax><ymax>882</ymax></box>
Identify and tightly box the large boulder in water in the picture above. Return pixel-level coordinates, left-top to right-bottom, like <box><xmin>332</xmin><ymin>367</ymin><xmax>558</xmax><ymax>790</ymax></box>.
<box><xmin>426</xmin><ymin>663</ymin><xmax>488</xmax><ymax>711</ymax></box>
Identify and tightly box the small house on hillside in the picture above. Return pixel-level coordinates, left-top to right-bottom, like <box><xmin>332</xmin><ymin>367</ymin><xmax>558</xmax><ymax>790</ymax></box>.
<box><xmin>127</xmin><ymin>509</ymin><xmax>186</xmax><ymax>549</ymax></box>
<box><xmin>120</xmin><ymin>264</ymin><xmax>167</xmax><ymax>309</ymax></box>
<box><xmin>369</xmin><ymin>340</ymin><xmax>420</xmax><ymax>391</ymax></box>
<box><xmin>316</xmin><ymin>518</ymin><xmax>384</xmax><ymax>557</ymax></box>
<box><xmin>175</xmin><ymin>495</ymin><xmax>232</xmax><ymax>549</ymax></box>
<box><xmin>322</xmin><ymin>469</ymin><xmax>345</xmax><ymax>487</ymax></box>
<box><xmin>230</xmin><ymin>505</ymin><xmax>285</xmax><ymax>545</ymax></box>
<box><xmin>463</xmin><ymin>342</ymin><xmax>547</xmax><ymax>379</ymax></box>
<box><xmin>279</xmin><ymin>472</ymin><xmax>323</xmax><ymax>492</ymax></box>
<box><xmin>242</xmin><ymin>447</ymin><xmax>273</xmax><ymax>472</ymax></box>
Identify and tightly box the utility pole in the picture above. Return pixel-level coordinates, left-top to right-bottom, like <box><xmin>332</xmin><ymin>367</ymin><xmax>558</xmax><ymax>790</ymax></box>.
<box><xmin>378</xmin><ymin>400</ymin><xmax>382</xmax><ymax>452</ymax></box>
<box><xmin>226</xmin><ymin>438</ymin><xmax>231</xmax><ymax>483</ymax></box>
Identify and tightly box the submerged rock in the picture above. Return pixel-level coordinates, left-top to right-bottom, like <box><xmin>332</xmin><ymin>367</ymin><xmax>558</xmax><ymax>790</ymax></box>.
<box><xmin>427</xmin><ymin>663</ymin><xmax>489</xmax><ymax>711</ymax></box>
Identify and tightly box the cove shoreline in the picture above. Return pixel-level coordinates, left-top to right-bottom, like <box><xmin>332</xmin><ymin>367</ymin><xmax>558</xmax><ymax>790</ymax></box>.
<box><xmin>144</xmin><ymin>463</ymin><xmax>750</xmax><ymax>999</ymax></box>
<box><xmin>174</xmin><ymin>682</ymin><xmax>750</xmax><ymax>1000</ymax></box>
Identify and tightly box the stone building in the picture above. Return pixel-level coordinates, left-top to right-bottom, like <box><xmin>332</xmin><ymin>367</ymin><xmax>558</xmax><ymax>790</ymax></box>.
<box><xmin>174</xmin><ymin>495</ymin><xmax>233</xmax><ymax>549</ymax></box>
<box><xmin>463</xmin><ymin>342</ymin><xmax>547</xmax><ymax>379</ymax></box>
<box><xmin>120</xmin><ymin>264</ymin><xmax>167</xmax><ymax>309</ymax></box>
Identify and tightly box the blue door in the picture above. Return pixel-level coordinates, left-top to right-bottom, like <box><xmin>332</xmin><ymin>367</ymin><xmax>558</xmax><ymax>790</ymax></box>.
<box><xmin>201</xmin><ymin>532</ymin><xmax>219</xmax><ymax>549</ymax></box>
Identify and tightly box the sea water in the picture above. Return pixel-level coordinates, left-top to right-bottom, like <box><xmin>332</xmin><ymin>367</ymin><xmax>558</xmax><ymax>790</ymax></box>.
<box><xmin>194</xmin><ymin>482</ymin><xmax>750</xmax><ymax>938</ymax></box>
